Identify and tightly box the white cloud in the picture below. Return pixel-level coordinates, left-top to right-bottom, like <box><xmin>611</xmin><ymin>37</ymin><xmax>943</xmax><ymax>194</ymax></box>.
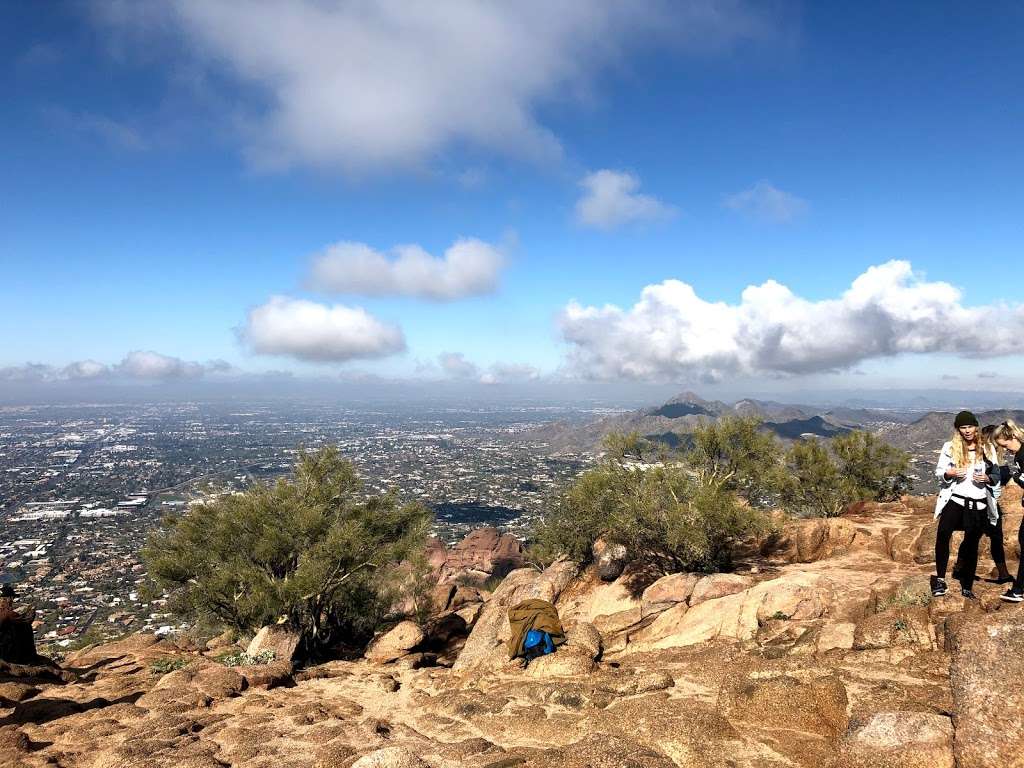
<box><xmin>559</xmin><ymin>260</ymin><xmax>1024</xmax><ymax>381</ymax></box>
<box><xmin>116</xmin><ymin>350</ymin><xmax>209</xmax><ymax>378</ymax></box>
<box><xmin>439</xmin><ymin>352</ymin><xmax>480</xmax><ymax>379</ymax></box>
<box><xmin>62</xmin><ymin>359</ymin><xmax>110</xmax><ymax>379</ymax></box>
<box><xmin>0</xmin><ymin>353</ymin><xmax>229</xmax><ymax>383</ymax></box>
<box><xmin>307</xmin><ymin>238</ymin><xmax>504</xmax><ymax>301</ymax></box>
<box><xmin>436</xmin><ymin>353</ymin><xmax>540</xmax><ymax>384</ymax></box>
<box><xmin>480</xmin><ymin>363</ymin><xmax>541</xmax><ymax>385</ymax></box>
<box><xmin>95</xmin><ymin>0</ymin><xmax>774</xmax><ymax>172</ymax></box>
<box><xmin>239</xmin><ymin>296</ymin><xmax>405</xmax><ymax>363</ymax></box>
<box><xmin>575</xmin><ymin>170</ymin><xmax>676</xmax><ymax>230</ymax></box>
<box><xmin>724</xmin><ymin>180</ymin><xmax>807</xmax><ymax>222</ymax></box>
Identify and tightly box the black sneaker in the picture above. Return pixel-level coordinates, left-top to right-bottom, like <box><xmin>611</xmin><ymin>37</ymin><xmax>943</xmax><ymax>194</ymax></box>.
<box><xmin>1000</xmin><ymin>589</ymin><xmax>1024</xmax><ymax>603</ymax></box>
<box><xmin>930</xmin><ymin>576</ymin><xmax>947</xmax><ymax>597</ymax></box>
<box><xmin>961</xmin><ymin>588</ymin><xmax>978</xmax><ymax>599</ymax></box>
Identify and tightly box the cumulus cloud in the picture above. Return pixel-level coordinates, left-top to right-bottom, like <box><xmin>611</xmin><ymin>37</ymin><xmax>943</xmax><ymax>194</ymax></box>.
<box><xmin>480</xmin><ymin>363</ymin><xmax>542</xmax><ymax>385</ymax></box>
<box><xmin>115</xmin><ymin>350</ymin><xmax>213</xmax><ymax>378</ymax></box>
<box><xmin>575</xmin><ymin>170</ymin><xmax>676</xmax><ymax>230</ymax></box>
<box><xmin>0</xmin><ymin>353</ymin><xmax>230</xmax><ymax>383</ymax></box>
<box><xmin>559</xmin><ymin>260</ymin><xmax>1024</xmax><ymax>381</ymax></box>
<box><xmin>436</xmin><ymin>353</ymin><xmax>540</xmax><ymax>384</ymax></box>
<box><xmin>438</xmin><ymin>352</ymin><xmax>479</xmax><ymax>379</ymax></box>
<box><xmin>724</xmin><ymin>180</ymin><xmax>807</xmax><ymax>222</ymax></box>
<box><xmin>307</xmin><ymin>238</ymin><xmax>503</xmax><ymax>300</ymax></box>
<box><xmin>239</xmin><ymin>296</ymin><xmax>405</xmax><ymax>363</ymax></box>
<box><xmin>95</xmin><ymin>0</ymin><xmax>774</xmax><ymax>172</ymax></box>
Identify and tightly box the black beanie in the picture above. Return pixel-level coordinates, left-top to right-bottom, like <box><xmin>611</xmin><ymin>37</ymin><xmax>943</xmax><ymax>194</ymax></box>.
<box><xmin>954</xmin><ymin>410</ymin><xmax>979</xmax><ymax>428</ymax></box>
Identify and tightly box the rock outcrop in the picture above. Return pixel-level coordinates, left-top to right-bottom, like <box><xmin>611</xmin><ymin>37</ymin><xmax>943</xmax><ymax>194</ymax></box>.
<box><xmin>949</xmin><ymin>608</ymin><xmax>1024</xmax><ymax>768</ymax></box>
<box><xmin>438</xmin><ymin>527</ymin><xmax>524</xmax><ymax>584</ymax></box>
<box><xmin>1</xmin><ymin>496</ymin><xmax>1020</xmax><ymax>768</ymax></box>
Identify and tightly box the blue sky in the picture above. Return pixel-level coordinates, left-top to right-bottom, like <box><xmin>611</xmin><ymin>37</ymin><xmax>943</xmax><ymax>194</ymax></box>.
<box><xmin>2</xmin><ymin>1</ymin><xmax>1023</xmax><ymax>401</ymax></box>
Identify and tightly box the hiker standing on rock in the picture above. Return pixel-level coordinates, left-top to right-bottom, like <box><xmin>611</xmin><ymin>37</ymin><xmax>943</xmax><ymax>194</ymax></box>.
<box><xmin>932</xmin><ymin>411</ymin><xmax>999</xmax><ymax>599</ymax></box>
<box><xmin>991</xmin><ymin>419</ymin><xmax>1024</xmax><ymax>602</ymax></box>
<box><xmin>951</xmin><ymin>424</ymin><xmax>1015</xmax><ymax>586</ymax></box>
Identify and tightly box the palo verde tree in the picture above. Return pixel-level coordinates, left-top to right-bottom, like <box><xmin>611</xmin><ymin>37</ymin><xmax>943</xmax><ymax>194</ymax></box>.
<box><xmin>685</xmin><ymin>415</ymin><xmax>786</xmax><ymax>506</ymax></box>
<box><xmin>781</xmin><ymin>431</ymin><xmax>910</xmax><ymax>517</ymax></box>
<box><xmin>530</xmin><ymin>432</ymin><xmax>769</xmax><ymax>574</ymax></box>
<box><xmin>143</xmin><ymin>446</ymin><xmax>431</xmax><ymax>656</ymax></box>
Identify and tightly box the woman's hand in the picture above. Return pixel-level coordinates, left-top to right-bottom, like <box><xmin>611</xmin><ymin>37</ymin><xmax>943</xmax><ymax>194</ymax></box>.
<box><xmin>973</xmin><ymin>469</ymin><xmax>988</xmax><ymax>484</ymax></box>
<box><xmin>945</xmin><ymin>467</ymin><xmax>967</xmax><ymax>480</ymax></box>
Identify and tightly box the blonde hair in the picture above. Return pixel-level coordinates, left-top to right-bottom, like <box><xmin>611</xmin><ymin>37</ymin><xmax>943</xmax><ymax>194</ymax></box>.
<box><xmin>981</xmin><ymin>425</ymin><xmax>999</xmax><ymax>462</ymax></box>
<box><xmin>949</xmin><ymin>428</ymin><xmax>981</xmax><ymax>467</ymax></box>
<box><xmin>993</xmin><ymin>419</ymin><xmax>1024</xmax><ymax>445</ymax></box>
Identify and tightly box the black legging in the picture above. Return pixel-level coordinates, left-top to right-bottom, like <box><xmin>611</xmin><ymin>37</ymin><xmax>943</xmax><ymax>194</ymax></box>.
<box><xmin>1015</xmin><ymin>517</ymin><xmax>1024</xmax><ymax>594</ymax></box>
<box><xmin>953</xmin><ymin>509</ymin><xmax>1007</xmax><ymax>574</ymax></box>
<box><xmin>935</xmin><ymin>500</ymin><xmax>985</xmax><ymax>591</ymax></box>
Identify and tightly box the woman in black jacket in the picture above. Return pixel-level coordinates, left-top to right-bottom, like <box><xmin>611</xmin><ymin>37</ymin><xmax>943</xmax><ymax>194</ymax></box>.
<box><xmin>991</xmin><ymin>419</ymin><xmax>1024</xmax><ymax>602</ymax></box>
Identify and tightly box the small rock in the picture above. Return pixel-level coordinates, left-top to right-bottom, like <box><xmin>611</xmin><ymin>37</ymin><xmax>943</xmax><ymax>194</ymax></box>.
<box><xmin>816</xmin><ymin>622</ymin><xmax>856</xmax><ymax>653</ymax></box>
<box><xmin>631</xmin><ymin>670</ymin><xmax>674</xmax><ymax>694</ymax></box>
<box><xmin>640</xmin><ymin>573</ymin><xmax>701</xmax><ymax>615</ymax></box>
<box><xmin>844</xmin><ymin>712</ymin><xmax>954</xmax><ymax>768</ymax></box>
<box><xmin>593</xmin><ymin>607</ymin><xmax>642</xmax><ymax>636</ymax></box>
<box><xmin>246</xmin><ymin>625</ymin><xmax>300</xmax><ymax>662</ymax></box>
<box><xmin>365</xmin><ymin>621</ymin><xmax>426</xmax><ymax>664</ymax></box>
<box><xmin>565</xmin><ymin>622</ymin><xmax>602</xmax><ymax>660</ymax></box>
<box><xmin>593</xmin><ymin>540</ymin><xmax>629</xmax><ymax>582</ymax></box>
<box><xmin>689</xmin><ymin>573</ymin><xmax>754</xmax><ymax>606</ymax></box>
<box><xmin>526</xmin><ymin>647</ymin><xmax>596</xmax><ymax>677</ymax></box>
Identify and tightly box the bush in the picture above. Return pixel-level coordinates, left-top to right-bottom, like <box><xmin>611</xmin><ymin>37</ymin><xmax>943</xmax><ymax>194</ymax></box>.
<box><xmin>781</xmin><ymin>438</ymin><xmax>847</xmax><ymax>517</ymax></box>
<box><xmin>150</xmin><ymin>657</ymin><xmax>189</xmax><ymax>675</ymax></box>
<box><xmin>142</xmin><ymin>447</ymin><xmax>431</xmax><ymax>657</ymax></box>
<box><xmin>216</xmin><ymin>650</ymin><xmax>276</xmax><ymax>667</ymax></box>
<box><xmin>686</xmin><ymin>416</ymin><xmax>785</xmax><ymax>506</ymax></box>
<box><xmin>781</xmin><ymin>432</ymin><xmax>910</xmax><ymax>517</ymax></box>
<box><xmin>830</xmin><ymin>430</ymin><xmax>910</xmax><ymax>501</ymax></box>
<box><xmin>530</xmin><ymin>433</ymin><xmax>769</xmax><ymax>574</ymax></box>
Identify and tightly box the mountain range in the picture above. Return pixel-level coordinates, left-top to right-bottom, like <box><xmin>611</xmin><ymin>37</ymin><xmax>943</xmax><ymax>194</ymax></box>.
<box><xmin>528</xmin><ymin>390</ymin><xmax>1024</xmax><ymax>463</ymax></box>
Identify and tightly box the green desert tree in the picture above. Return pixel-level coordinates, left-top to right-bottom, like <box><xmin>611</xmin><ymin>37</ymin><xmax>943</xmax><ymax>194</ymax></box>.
<box><xmin>781</xmin><ymin>431</ymin><xmax>910</xmax><ymax>517</ymax></box>
<box><xmin>530</xmin><ymin>432</ymin><xmax>769</xmax><ymax>573</ymax></box>
<box><xmin>685</xmin><ymin>416</ymin><xmax>785</xmax><ymax>506</ymax></box>
<box><xmin>142</xmin><ymin>446</ymin><xmax>431</xmax><ymax>656</ymax></box>
<box><xmin>830</xmin><ymin>430</ymin><xmax>910</xmax><ymax>502</ymax></box>
<box><xmin>781</xmin><ymin>438</ymin><xmax>848</xmax><ymax>518</ymax></box>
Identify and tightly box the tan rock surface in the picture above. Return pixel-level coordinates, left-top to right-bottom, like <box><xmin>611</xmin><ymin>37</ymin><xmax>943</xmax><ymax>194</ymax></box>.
<box><xmin>1</xmin><ymin>496</ymin><xmax>1018</xmax><ymax>768</ymax></box>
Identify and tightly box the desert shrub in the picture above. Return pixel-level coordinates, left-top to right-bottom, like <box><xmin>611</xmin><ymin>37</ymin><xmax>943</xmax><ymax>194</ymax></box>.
<box><xmin>216</xmin><ymin>650</ymin><xmax>276</xmax><ymax>667</ymax></box>
<box><xmin>143</xmin><ymin>446</ymin><xmax>431</xmax><ymax>657</ymax></box>
<box><xmin>530</xmin><ymin>434</ymin><xmax>769</xmax><ymax>574</ymax></box>
<box><xmin>830</xmin><ymin>430</ymin><xmax>910</xmax><ymax>502</ymax></box>
<box><xmin>150</xmin><ymin>657</ymin><xmax>189</xmax><ymax>675</ymax></box>
<box><xmin>781</xmin><ymin>438</ymin><xmax>848</xmax><ymax>517</ymax></box>
<box><xmin>781</xmin><ymin>432</ymin><xmax>911</xmax><ymax>517</ymax></box>
<box><xmin>685</xmin><ymin>416</ymin><xmax>785</xmax><ymax>506</ymax></box>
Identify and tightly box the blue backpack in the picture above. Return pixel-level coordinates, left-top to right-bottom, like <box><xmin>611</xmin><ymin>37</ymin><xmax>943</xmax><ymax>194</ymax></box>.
<box><xmin>522</xmin><ymin>629</ymin><xmax>555</xmax><ymax>661</ymax></box>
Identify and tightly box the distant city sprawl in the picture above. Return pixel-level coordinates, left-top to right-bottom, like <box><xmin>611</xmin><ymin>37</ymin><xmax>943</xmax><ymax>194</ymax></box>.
<box><xmin>0</xmin><ymin>401</ymin><xmax>594</xmax><ymax>647</ymax></box>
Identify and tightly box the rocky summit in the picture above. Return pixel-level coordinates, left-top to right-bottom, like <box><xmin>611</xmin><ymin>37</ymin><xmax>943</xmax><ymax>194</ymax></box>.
<box><xmin>3</xmin><ymin>495</ymin><xmax>1024</xmax><ymax>768</ymax></box>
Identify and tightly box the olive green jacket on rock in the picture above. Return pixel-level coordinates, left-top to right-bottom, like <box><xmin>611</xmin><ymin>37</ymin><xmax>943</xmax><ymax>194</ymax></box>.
<box><xmin>506</xmin><ymin>598</ymin><xmax>566</xmax><ymax>659</ymax></box>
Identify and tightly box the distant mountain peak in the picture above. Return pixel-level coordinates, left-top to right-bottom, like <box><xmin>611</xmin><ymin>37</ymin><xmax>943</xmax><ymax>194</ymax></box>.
<box><xmin>666</xmin><ymin>390</ymin><xmax>708</xmax><ymax>405</ymax></box>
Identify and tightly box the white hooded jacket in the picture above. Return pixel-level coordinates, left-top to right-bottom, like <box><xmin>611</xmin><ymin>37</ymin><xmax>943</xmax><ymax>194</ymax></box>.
<box><xmin>933</xmin><ymin>440</ymin><xmax>999</xmax><ymax>524</ymax></box>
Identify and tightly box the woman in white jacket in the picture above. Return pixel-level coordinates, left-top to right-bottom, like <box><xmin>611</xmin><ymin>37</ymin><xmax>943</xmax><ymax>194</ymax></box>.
<box><xmin>932</xmin><ymin>411</ymin><xmax>999</xmax><ymax>598</ymax></box>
